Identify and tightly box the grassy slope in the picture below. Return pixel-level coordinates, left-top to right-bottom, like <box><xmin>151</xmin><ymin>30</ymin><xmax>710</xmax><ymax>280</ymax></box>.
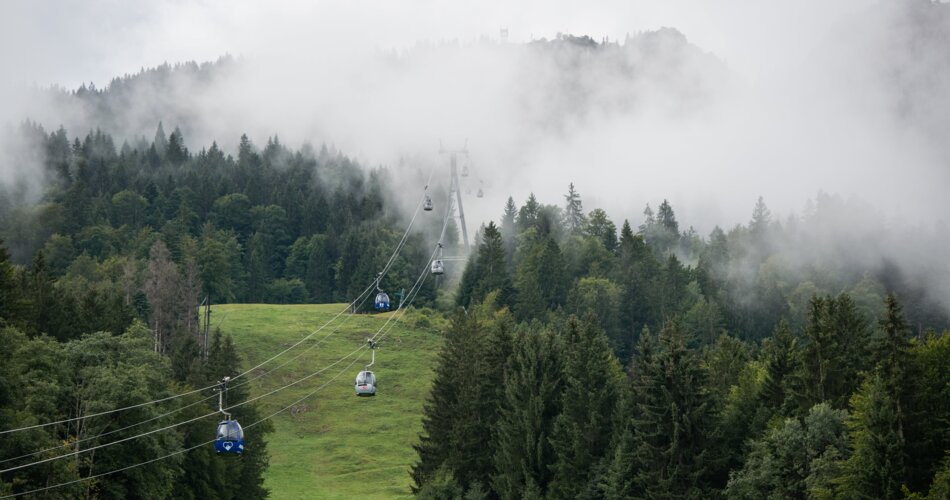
<box><xmin>215</xmin><ymin>303</ymin><xmax>442</xmax><ymax>499</ymax></box>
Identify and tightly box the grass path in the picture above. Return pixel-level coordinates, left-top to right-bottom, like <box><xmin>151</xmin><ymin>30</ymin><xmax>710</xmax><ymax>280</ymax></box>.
<box><xmin>215</xmin><ymin>304</ymin><xmax>442</xmax><ymax>499</ymax></box>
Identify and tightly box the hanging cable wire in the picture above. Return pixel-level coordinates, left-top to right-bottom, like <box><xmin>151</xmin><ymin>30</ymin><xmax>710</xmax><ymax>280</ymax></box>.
<box><xmin>0</xmin><ymin>168</ymin><xmax>438</xmax><ymax>437</ymax></box>
<box><xmin>0</xmin><ymin>229</ymin><xmax>442</xmax><ymax>498</ymax></box>
<box><xmin>0</xmin><ymin>174</ymin><xmax>448</xmax><ymax>473</ymax></box>
<box><xmin>0</xmin><ymin>286</ymin><xmax>379</xmax><ymax>467</ymax></box>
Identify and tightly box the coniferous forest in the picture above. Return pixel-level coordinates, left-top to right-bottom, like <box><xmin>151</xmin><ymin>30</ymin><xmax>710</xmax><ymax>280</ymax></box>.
<box><xmin>2</xmin><ymin>1</ymin><xmax>950</xmax><ymax>498</ymax></box>
<box><xmin>1</xmin><ymin>116</ymin><xmax>947</xmax><ymax>498</ymax></box>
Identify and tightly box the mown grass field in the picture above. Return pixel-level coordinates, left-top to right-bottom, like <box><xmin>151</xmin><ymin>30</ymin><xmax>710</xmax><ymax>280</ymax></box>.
<box><xmin>214</xmin><ymin>303</ymin><xmax>444</xmax><ymax>499</ymax></box>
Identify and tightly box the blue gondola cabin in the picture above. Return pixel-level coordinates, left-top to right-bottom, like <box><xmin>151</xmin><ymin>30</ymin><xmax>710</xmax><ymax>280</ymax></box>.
<box><xmin>214</xmin><ymin>419</ymin><xmax>245</xmax><ymax>454</ymax></box>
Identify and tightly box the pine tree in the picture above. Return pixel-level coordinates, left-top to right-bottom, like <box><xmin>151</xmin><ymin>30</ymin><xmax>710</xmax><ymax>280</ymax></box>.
<box><xmin>501</xmin><ymin>197</ymin><xmax>518</xmax><ymax>268</ymax></box>
<box><xmin>619</xmin><ymin>220</ymin><xmax>635</xmax><ymax>247</ymax></box>
<box><xmin>492</xmin><ymin>325</ymin><xmax>563</xmax><ymax>499</ymax></box>
<box><xmin>840</xmin><ymin>373</ymin><xmax>906</xmax><ymax>499</ymax></box>
<box><xmin>760</xmin><ymin>319</ymin><xmax>796</xmax><ymax>414</ymax></box>
<box><xmin>153</xmin><ymin>121</ymin><xmax>168</xmax><ymax>156</ymax></box>
<box><xmin>656</xmin><ymin>199</ymin><xmax>678</xmax><ymax>234</ymax></box>
<box><xmin>587</xmin><ymin>208</ymin><xmax>618</xmax><ymax>252</ymax></box>
<box><xmin>638</xmin><ymin>205</ymin><xmax>654</xmax><ymax>234</ymax></box>
<box><xmin>412</xmin><ymin>312</ymin><xmax>512</xmax><ymax>493</ymax></box>
<box><xmin>472</xmin><ymin>222</ymin><xmax>511</xmax><ymax>304</ymax></box>
<box><xmin>563</xmin><ymin>182</ymin><xmax>587</xmax><ymax>236</ymax></box>
<box><xmin>166</xmin><ymin>127</ymin><xmax>188</xmax><ymax>165</ymax></box>
<box><xmin>0</xmin><ymin>239</ymin><xmax>20</xmax><ymax>325</ymax></box>
<box><xmin>517</xmin><ymin>194</ymin><xmax>540</xmax><ymax>231</ymax></box>
<box><xmin>549</xmin><ymin>316</ymin><xmax>624</xmax><ymax>498</ymax></box>
<box><xmin>622</xmin><ymin>320</ymin><xmax>716</xmax><ymax>497</ymax></box>
<box><xmin>501</xmin><ymin>197</ymin><xmax>517</xmax><ymax>238</ymax></box>
<box><xmin>873</xmin><ymin>293</ymin><xmax>911</xmax><ymax>390</ymax></box>
<box><xmin>749</xmin><ymin>196</ymin><xmax>771</xmax><ymax>238</ymax></box>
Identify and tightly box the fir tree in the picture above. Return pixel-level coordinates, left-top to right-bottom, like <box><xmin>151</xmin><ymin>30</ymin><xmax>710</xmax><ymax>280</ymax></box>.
<box><xmin>840</xmin><ymin>373</ymin><xmax>906</xmax><ymax>499</ymax></box>
<box><xmin>492</xmin><ymin>325</ymin><xmax>563</xmax><ymax>499</ymax></box>
<box><xmin>549</xmin><ymin>316</ymin><xmax>624</xmax><ymax>498</ymax></box>
<box><xmin>618</xmin><ymin>319</ymin><xmax>716</xmax><ymax>498</ymax></box>
<box><xmin>412</xmin><ymin>312</ymin><xmax>513</xmax><ymax>493</ymax></box>
<box><xmin>760</xmin><ymin>319</ymin><xmax>796</xmax><ymax>414</ymax></box>
<box><xmin>563</xmin><ymin>182</ymin><xmax>587</xmax><ymax>236</ymax></box>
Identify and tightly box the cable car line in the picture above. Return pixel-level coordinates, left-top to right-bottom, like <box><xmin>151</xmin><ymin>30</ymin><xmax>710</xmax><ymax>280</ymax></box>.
<box><xmin>0</xmin><ymin>228</ymin><xmax>440</xmax><ymax>498</ymax></box>
<box><xmin>1</xmin><ymin>158</ymin><xmax>448</xmax><ymax>496</ymax></box>
<box><xmin>1</xmin><ymin>181</ymin><xmax>445</xmax><ymax>469</ymax></box>
<box><xmin>0</xmin><ymin>288</ymin><xmax>379</xmax><ymax>467</ymax></box>
<box><xmin>0</xmin><ymin>170</ymin><xmax>437</xmax><ymax>437</ymax></box>
<box><xmin>0</xmin><ymin>279</ymin><xmax>375</xmax><ymax>437</ymax></box>
<box><xmin>1</xmin><ymin>227</ymin><xmax>439</xmax><ymax>472</ymax></box>
<box><xmin>0</xmin><ymin>342</ymin><xmax>370</xmax><ymax>475</ymax></box>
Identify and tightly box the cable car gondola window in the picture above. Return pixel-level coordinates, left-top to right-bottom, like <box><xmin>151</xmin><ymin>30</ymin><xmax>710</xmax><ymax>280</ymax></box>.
<box><xmin>217</xmin><ymin>420</ymin><xmax>244</xmax><ymax>440</ymax></box>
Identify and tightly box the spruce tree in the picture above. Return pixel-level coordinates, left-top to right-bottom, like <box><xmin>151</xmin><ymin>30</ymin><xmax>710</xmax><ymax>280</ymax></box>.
<box><xmin>413</xmin><ymin>311</ymin><xmax>512</xmax><ymax>494</ymax></box>
<box><xmin>549</xmin><ymin>316</ymin><xmax>624</xmax><ymax>498</ymax></box>
<box><xmin>563</xmin><ymin>182</ymin><xmax>586</xmax><ymax>236</ymax></box>
<box><xmin>760</xmin><ymin>319</ymin><xmax>796</xmax><ymax>414</ymax></box>
<box><xmin>623</xmin><ymin>319</ymin><xmax>716</xmax><ymax>498</ymax></box>
<box><xmin>587</xmin><ymin>208</ymin><xmax>618</xmax><ymax>252</ymax></box>
<box><xmin>492</xmin><ymin>325</ymin><xmax>563</xmax><ymax>499</ymax></box>
<box><xmin>840</xmin><ymin>373</ymin><xmax>906</xmax><ymax>499</ymax></box>
<box><xmin>517</xmin><ymin>194</ymin><xmax>540</xmax><ymax>231</ymax></box>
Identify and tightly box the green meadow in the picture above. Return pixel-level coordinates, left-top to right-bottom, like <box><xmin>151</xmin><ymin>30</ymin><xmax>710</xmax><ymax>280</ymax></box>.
<box><xmin>215</xmin><ymin>303</ymin><xmax>444</xmax><ymax>499</ymax></box>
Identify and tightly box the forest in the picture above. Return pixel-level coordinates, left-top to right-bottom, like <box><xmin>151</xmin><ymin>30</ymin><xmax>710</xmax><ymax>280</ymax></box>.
<box><xmin>0</xmin><ymin>52</ymin><xmax>948</xmax><ymax>497</ymax></box>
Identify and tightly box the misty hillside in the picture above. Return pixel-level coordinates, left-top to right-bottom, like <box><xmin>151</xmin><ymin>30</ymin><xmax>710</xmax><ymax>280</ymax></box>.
<box><xmin>23</xmin><ymin>29</ymin><xmax>726</xmax><ymax>148</ymax></box>
<box><xmin>2</xmin><ymin>1</ymin><xmax>950</xmax><ymax>499</ymax></box>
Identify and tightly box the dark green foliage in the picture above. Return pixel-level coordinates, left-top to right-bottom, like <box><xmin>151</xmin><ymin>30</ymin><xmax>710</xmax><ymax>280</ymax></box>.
<box><xmin>839</xmin><ymin>373</ymin><xmax>906</xmax><ymax>499</ymax></box>
<box><xmin>456</xmin><ymin>222</ymin><xmax>512</xmax><ymax>309</ymax></box>
<box><xmin>412</xmin><ymin>310</ymin><xmax>513</xmax><ymax>494</ymax></box>
<box><xmin>791</xmin><ymin>293</ymin><xmax>871</xmax><ymax>411</ymax></box>
<box><xmin>567</xmin><ymin>277</ymin><xmax>623</xmax><ymax>349</ymax></box>
<box><xmin>725</xmin><ymin>403</ymin><xmax>850</xmax><ymax>499</ymax></box>
<box><xmin>760</xmin><ymin>319</ymin><xmax>796</xmax><ymax>414</ymax></box>
<box><xmin>491</xmin><ymin>324</ymin><xmax>564</xmax><ymax>499</ymax></box>
<box><xmin>513</xmin><ymin>234</ymin><xmax>567</xmax><ymax>322</ymax></box>
<box><xmin>586</xmin><ymin>208</ymin><xmax>618</xmax><ymax>253</ymax></box>
<box><xmin>548</xmin><ymin>316</ymin><xmax>623</xmax><ymax>498</ymax></box>
<box><xmin>614</xmin><ymin>320</ymin><xmax>717</xmax><ymax>498</ymax></box>
<box><xmin>903</xmin><ymin>332</ymin><xmax>950</xmax><ymax>493</ymax></box>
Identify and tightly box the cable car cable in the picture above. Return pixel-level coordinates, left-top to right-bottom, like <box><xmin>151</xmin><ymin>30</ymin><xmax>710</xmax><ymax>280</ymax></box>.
<box><xmin>0</xmin><ymin>287</ymin><xmax>379</xmax><ymax>467</ymax></box>
<box><xmin>0</xmin><ymin>183</ymin><xmax>443</xmax><ymax>465</ymax></box>
<box><xmin>0</xmin><ymin>231</ymin><xmax>440</xmax><ymax>497</ymax></box>
<box><xmin>0</xmin><ymin>170</ymin><xmax>437</xmax><ymax>436</ymax></box>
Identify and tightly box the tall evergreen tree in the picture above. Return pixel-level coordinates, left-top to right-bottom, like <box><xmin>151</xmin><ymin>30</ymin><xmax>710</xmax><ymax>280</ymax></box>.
<box><xmin>587</xmin><ymin>208</ymin><xmax>618</xmax><ymax>253</ymax></box>
<box><xmin>549</xmin><ymin>316</ymin><xmax>624</xmax><ymax>498</ymax></box>
<box><xmin>612</xmin><ymin>319</ymin><xmax>716</xmax><ymax>498</ymax></box>
<box><xmin>840</xmin><ymin>373</ymin><xmax>906</xmax><ymax>500</ymax></box>
<box><xmin>492</xmin><ymin>325</ymin><xmax>563</xmax><ymax>499</ymax></box>
<box><xmin>563</xmin><ymin>183</ymin><xmax>586</xmax><ymax>237</ymax></box>
<box><xmin>760</xmin><ymin>319</ymin><xmax>796</xmax><ymax>414</ymax></box>
<box><xmin>412</xmin><ymin>311</ymin><xmax>513</xmax><ymax>494</ymax></box>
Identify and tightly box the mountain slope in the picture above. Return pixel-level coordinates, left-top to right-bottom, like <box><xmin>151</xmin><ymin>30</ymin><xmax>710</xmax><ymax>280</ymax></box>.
<box><xmin>216</xmin><ymin>303</ymin><xmax>443</xmax><ymax>499</ymax></box>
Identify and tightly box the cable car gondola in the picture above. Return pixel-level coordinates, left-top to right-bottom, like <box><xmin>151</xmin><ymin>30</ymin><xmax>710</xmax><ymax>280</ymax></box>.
<box><xmin>215</xmin><ymin>420</ymin><xmax>245</xmax><ymax>454</ymax></box>
<box><xmin>355</xmin><ymin>340</ymin><xmax>378</xmax><ymax>397</ymax></box>
<box><xmin>431</xmin><ymin>243</ymin><xmax>445</xmax><ymax>275</ymax></box>
<box><xmin>423</xmin><ymin>195</ymin><xmax>433</xmax><ymax>211</ymax></box>
<box><xmin>374</xmin><ymin>292</ymin><xmax>391</xmax><ymax>312</ymax></box>
<box><xmin>461</xmin><ymin>163</ymin><xmax>469</xmax><ymax>177</ymax></box>
<box><xmin>355</xmin><ymin>370</ymin><xmax>377</xmax><ymax>397</ymax></box>
<box><xmin>213</xmin><ymin>377</ymin><xmax>245</xmax><ymax>454</ymax></box>
<box><xmin>373</xmin><ymin>272</ymin><xmax>391</xmax><ymax>312</ymax></box>
<box><xmin>476</xmin><ymin>188</ymin><xmax>484</xmax><ymax>198</ymax></box>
